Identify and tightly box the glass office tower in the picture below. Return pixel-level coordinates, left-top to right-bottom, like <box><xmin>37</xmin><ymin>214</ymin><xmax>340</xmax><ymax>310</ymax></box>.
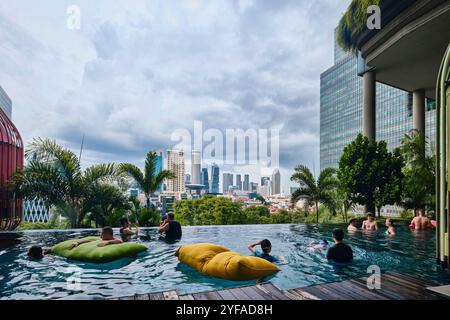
<box><xmin>320</xmin><ymin>30</ymin><xmax>436</xmax><ymax>170</ymax></box>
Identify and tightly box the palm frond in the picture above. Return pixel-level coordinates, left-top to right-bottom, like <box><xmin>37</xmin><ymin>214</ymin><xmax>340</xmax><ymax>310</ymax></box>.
<box><xmin>119</xmin><ymin>163</ymin><xmax>145</xmax><ymax>190</ymax></box>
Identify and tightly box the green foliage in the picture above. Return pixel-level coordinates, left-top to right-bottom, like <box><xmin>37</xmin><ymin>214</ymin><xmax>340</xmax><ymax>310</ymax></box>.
<box><xmin>10</xmin><ymin>138</ymin><xmax>123</xmax><ymax>228</ymax></box>
<box><xmin>338</xmin><ymin>134</ymin><xmax>403</xmax><ymax>215</ymax></box>
<box><xmin>138</xmin><ymin>206</ymin><xmax>160</xmax><ymax>227</ymax></box>
<box><xmin>399</xmin><ymin>131</ymin><xmax>436</xmax><ymax>213</ymax></box>
<box><xmin>17</xmin><ymin>213</ymin><xmax>69</xmax><ymax>230</ymax></box>
<box><xmin>119</xmin><ymin>151</ymin><xmax>174</xmax><ymax>206</ymax></box>
<box><xmin>337</xmin><ymin>0</ymin><xmax>382</xmax><ymax>52</ymax></box>
<box><xmin>290</xmin><ymin>165</ymin><xmax>338</xmax><ymax>223</ymax></box>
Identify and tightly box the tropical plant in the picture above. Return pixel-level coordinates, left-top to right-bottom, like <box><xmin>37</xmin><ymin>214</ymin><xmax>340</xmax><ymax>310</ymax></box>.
<box><xmin>10</xmin><ymin>138</ymin><xmax>122</xmax><ymax>228</ymax></box>
<box><xmin>338</xmin><ymin>134</ymin><xmax>403</xmax><ymax>215</ymax></box>
<box><xmin>119</xmin><ymin>151</ymin><xmax>174</xmax><ymax>208</ymax></box>
<box><xmin>337</xmin><ymin>0</ymin><xmax>382</xmax><ymax>52</ymax></box>
<box><xmin>290</xmin><ymin>165</ymin><xmax>338</xmax><ymax>224</ymax></box>
<box><xmin>399</xmin><ymin>130</ymin><xmax>436</xmax><ymax>214</ymax></box>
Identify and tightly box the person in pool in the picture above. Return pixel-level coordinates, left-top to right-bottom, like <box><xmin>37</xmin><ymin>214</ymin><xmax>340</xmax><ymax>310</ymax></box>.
<box><xmin>309</xmin><ymin>240</ymin><xmax>329</xmax><ymax>252</ymax></box>
<box><xmin>158</xmin><ymin>212</ymin><xmax>182</xmax><ymax>241</ymax></box>
<box><xmin>119</xmin><ymin>217</ymin><xmax>139</xmax><ymax>241</ymax></box>
<box><xmin>247</xmin><ymin>239</ymin><xmax>287</xmax><ymax>264</ymax></box>
<box><xmin>362</xmin><ymin>213</ymin><xmax>378</xmax><ymax>231</ymax></box>
<box><xmin>326</xmin><ymin>228</ymin><xmax>353</xmax><ymax>264</ymax></box>
<box><xmin>410</xmin><ymin>209</ymin><xmax>434</xmax><ymax>231</ymax></box>
<box><xmin>385</xmin><ymin>219</ymin><xmax>396</xmax><ymax>236</ymax></box>
<box><xmin>27</xmin><ymin>227</ymin><xmax>122</xmax><ymax>259</ymax></box>
<box><xmin>347</xmin><ymin>218</ymin><xmax>359</xmax><ymax>232</ymax></box>
<box><xmin>68</xmin><ymin>226</ymin><xmax>123</xmax><ymax>249</ymax></box>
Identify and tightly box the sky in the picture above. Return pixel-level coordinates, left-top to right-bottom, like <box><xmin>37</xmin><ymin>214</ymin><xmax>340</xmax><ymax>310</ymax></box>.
<box><xmin>0</xmin><ymin>0</ymin><xmax>350</xmax><ymax>193</ymax></box>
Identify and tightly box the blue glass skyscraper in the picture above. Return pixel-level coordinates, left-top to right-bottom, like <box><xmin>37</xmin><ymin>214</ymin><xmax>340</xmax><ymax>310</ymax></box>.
<box><xmin>201</xmin><ymin>168</ymin><xmax>209</xmax><ymax>193</ymax></box>
<box><xmin>155</xmin><ymin>151</ymin><xmax>163</xmax><ymax>192</ymax></box>
<box><xmin>211</xmin><ymin>164</ymin><xmax>219</xmax><ymax>194</ymax></box>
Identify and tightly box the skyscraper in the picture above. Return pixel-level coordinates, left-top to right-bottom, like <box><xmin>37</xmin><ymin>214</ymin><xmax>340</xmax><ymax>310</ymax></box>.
<box><xmin>0</xmin><ymin>86</ymin><xmax>12</xmax><ymax>118</ymax></box>
<box><xmin>201</xmin><ymin>167</ymin><xmax>210</xmax><ymax>193</ymax></box>
<box><xmin>211</xmin><ymin>164</ymin><xmax>220</xmax><ymax>193</ymax></box>
<box><xmin>261</xmin><ymin>177</ymin><xmax>270</xmax><ymax>188</ymax></box>
<box><xmin>320</xmin><ymin>29</ymin><xmax>436</xmax><ymax>170</ymax></box>
<box><xmin>271</xmin><ymin>169</ymin><xmax>281</xmax><ymax>195</ymax></box>
<box><xmin>243</xmin><ymin>174</ymin><xmax>250</xmax><ymax>192</ymax></box>
<box><xmin>250</xmin><ymin>182</ymin><xmax>258</xmax><ymax>193</ymax></box>
<box><xmin>167</xmin><ymin>150</ymin><xmax>185</xmax><ymax>194</ymax></box>
<box><xmin>236</xmin><ymin>174</ymin><xmax>242</xmax><ymax>191</ymax></box>
<box><xmin>191</xmin><ymin>150</ymin><xmax>201</xmax><ymax>184</ymax></box>
<box><xmin>155</xmin><ymin>151</ymin><xmax>163</xmax><ymax>192</ymax></box>
<box><xmin>222</xmin><ymin>173</ymin><xmax>233</xmax><ymax>194</ymax></box>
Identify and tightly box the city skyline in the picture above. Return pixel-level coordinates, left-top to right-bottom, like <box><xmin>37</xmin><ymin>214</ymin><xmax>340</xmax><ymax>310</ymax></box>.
<box><xmin>0</xmin><ymin>0</ymin><xmax>352</xmax><ymax>194</ymax></box>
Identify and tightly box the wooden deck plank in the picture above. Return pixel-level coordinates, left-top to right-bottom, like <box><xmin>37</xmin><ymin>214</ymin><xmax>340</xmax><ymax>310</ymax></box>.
<box><xmin>291</xmin><ymin>289</ymin><xmax>321</xmax><ymax>300</ymax></box>
<box><xmin>351</xmin><ymin>278</ymin><xmax>407</xmax><ymax>300</ymax></box>
<box><xmin>257</xmin><ymin>283</ymin><xmax>290</xmax><ymax>300</ymax></box>
<box><xmin>338</xmin><ymin>280</ymin><xmax>389</xmax><ymax>300</ymax></box>
<box><xmin>282</xmin><ymin>290</ymin><xmax>304</xmax><ymax>300</ymax></box>
<box><xmin>229</xmin><ymin>287</ymin><xmax>253</xmax><ymax>300</ymax></box>
<box><xmin>217</xmin><ymin>289</ymin><xmax>239</xmax><ymax>300</ymax></box>
<box><xmin>163</xmin><ymin>291</ymin><xmax>179</xmax><ymax>300</ymax></box>
<box><xmin>134</xmin><ymin>294</ymin><xmax>150</xmax><ymax>300</ymax></box>
<box><xmin>179</xmin><ymin>294</ymin><xmax>195</xmax><ymax>300</ymax></box>
<box><xmin>325</xmin><ymin>281</ymin><xmax>368</xmax><ymax>300</ymax></box>
<box><xmin>240</xmin><ymin>286</ymin><xmax>270</xmax><ymax>300</ymax></box>
<box><xmin>301</xmin><ymin>285</ymin><xmax>337</xmax><ymax>300</ymax></box>
<box><xmin>148</xmin><ymin>292</ymin><xmax>165</xmax><ymax>300</ymax></box>
<box><xmin>204</xmin><ymin>291</ymin><xmax>224</xmax><ymax>300</ymax></box>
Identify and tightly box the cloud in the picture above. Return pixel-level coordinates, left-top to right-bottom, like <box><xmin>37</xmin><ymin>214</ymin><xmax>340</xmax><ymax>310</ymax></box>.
<box><xmin>0</xmin><ymin>0</ymin><xmax>350</xmax><ymax>191</ymax></box>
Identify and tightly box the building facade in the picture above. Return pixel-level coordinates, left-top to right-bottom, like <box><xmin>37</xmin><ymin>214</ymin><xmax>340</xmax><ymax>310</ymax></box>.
<box><xmin>320</xmin><ymin>31</ymin><xmax>436</xmax><ymax>170</ymax></box>
<box><xmin>210</xmin><ymin>164</ymin><xmax>220</xmax><ymax>194</ymax></box>
<box><xmin>201</xmin><ymin>168</ymin><xmax>210</xmax><ymax>193</ymax></box>
<box><xmin>271</xmin><ymin>169</ymin><xmax>281</xmax><ymax>195</ymax></box>
<box><xmin>243</xmin><ymin>174</ymin><xmax>249</xmax><ymax>192</ymax></box>
<box><xmin>236</xmin><ymin>174</ymin><xmax>242</xmax><ymax>191</ymax></box>
<box><xmin>222</xmin><ymin>173</ymin><xmax>233</xmax><ymax>194</ymax></box>
<box><xmin>191</xmin><ymin>150</ymin><xmax>201</xmax><ymax>185</ymax></box>
<box><xmin>0</xmin><ymin>86</ymin><xmax>24</xmax><ymax>230</ymax></box>
<box><xmin>167</xmin><ymin>150</ymin><xmax>185</xmax><ymax>194</ymax></box>
<box><xmin>155</xmin><ymin>151</ymin><xmax>163</xmax><ymax>192</ymax></box>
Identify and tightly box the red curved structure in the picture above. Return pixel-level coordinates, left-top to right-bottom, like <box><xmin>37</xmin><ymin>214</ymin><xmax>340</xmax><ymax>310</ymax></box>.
<box><xmin>0</xmin><ymin>108</ymin><xmax>23</xmax><ymax>230</ymax></box>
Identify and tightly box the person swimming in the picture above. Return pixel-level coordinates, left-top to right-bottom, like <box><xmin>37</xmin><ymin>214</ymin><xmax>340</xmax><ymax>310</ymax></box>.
<box><xmin>347</xmin><ymin>218</ymin><xmax>359</xmax><ymax>232</ymax></box>
<box><xmin>158</xmin><ymin>212</ymin><xmax>182</xmax><ymax>241</ymax></box>
<box><xmin>27</xmin><ymin>227</ymin><xmax>122</xmax><ymax>259</ymax></box>
<box><xmin>309</xmin><ymin>240</ymin><xmax>329</xmax><ymax>251</ymax></box>
<box><xmin>119</xmin><ymin>217</ymin><xmax>139</xmax><ymax>241</ymax></box>
<box><xmin>410</xmin><ymin>209</ymin><xmax>434</xmax><ymax>231</ymax></box>
<box><xmin>385</xmin><ymin>219</ymin><xmax>396</xmax><ymax>236</ymax></box>
<box><xmin>326</xmin><ymin>228</ymin><xmax>353</xmax><ymax>264</ymax></box>
<box><xmin>362</xmin><ymin>213</ymin><xmax>378</xmax><ymax>231</ymax></box>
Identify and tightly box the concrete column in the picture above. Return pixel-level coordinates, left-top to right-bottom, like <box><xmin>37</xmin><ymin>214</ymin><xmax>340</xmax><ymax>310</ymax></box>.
<box><xmin>363</xmin><ymin>71</ymin><xmax>376</xmax><ymax>141</ymax></box>
<box><xmin>413</xmin><ymin>89</ymin><xmax>426</xmax><ymax>133</ymax></box>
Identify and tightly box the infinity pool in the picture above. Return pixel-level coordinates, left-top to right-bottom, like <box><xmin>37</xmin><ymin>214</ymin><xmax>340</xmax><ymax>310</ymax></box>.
<box><xmin>0</xmin><ymin>223</ymin><xmax>449</xmax><ymax>299</ymax></box>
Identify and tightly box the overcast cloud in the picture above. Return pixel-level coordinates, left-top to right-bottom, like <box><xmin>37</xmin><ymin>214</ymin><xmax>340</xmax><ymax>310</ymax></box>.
<box><xmin>0</xmin><ymin>0</ymin><xmax>350</xmax><ymax>192</ymax></box>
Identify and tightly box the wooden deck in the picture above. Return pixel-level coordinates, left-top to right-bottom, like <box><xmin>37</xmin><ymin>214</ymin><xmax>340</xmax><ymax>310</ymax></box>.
<box><xmin>112</xmin><ymin>272</ymin><xmax>448</xmax><ymax>300</ymax></box>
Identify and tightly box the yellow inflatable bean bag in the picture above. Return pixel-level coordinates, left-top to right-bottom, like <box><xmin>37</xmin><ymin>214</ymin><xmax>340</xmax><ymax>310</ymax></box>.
<box><xmin>175</xmin><ymin>243</ymin><xmax>280</xmax><ymax>281</ymax></box>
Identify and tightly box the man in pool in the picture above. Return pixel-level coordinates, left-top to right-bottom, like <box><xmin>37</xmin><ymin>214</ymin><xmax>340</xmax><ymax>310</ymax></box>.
<box><xmin>347</xmin><ymin>218</ymin><xmax>359</xmax><ymax>232</ymax></box>
<box><xmin>247</xmin><ymin>239</ymin><xmax>283</xmax><ymax>263</ymax></box>
<box><xmin>362</xmin><ymin>213</ymin><xmax>378</xmax><ymax>231</ymax></box>
<box><xmin>27</xmin><ymin>227</ymin><xmax>122</xmax><ymax>259</ymax></box>
<box><xmin>119</xmin><ymin>217</ymin><xmax>139</xmax><ymax>241</ymax></box>
<box><xmin>158</xmin><ymin>212</ymin><xmax>182</xmax><ymax>241</ymax></box>
<box><xmin>327</xmin><ymin>228</ymin><xmax>353</xmax><ymax>264</ymax></box>
<box><xmin>410</xmin><ymin>209</ymin><xmax>434</xmax><ymax>231</ymax></box>
<box><xmin>69</xmin><ymin>226</ymin><xmax>122</xmax><ymax>249</ymax></box>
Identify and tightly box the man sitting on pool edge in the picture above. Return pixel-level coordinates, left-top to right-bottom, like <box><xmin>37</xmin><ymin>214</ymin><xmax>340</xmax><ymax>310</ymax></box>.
<box><xmin>327</xmin><ymin>228</ymin><xmax>353</xmax><ymax>264</ymax></box>
<box><xmin>27</xmin><ymin>227</ymin><xmax>122</xmax><ymax>259</ymax></box>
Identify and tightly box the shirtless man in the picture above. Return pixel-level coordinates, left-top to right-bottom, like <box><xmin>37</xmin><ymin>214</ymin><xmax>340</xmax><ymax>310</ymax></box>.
<box><xmin>411</xmin><ymin>209</ymin><xmax>434</xmax><ymax>230</ymax></box>
<box><xmin>362</xmin><ymin>213</ymin><xmax>378</xmax><ymax>231</ymax></box>
<box><xmin>347</xmin><ymin>218</ymin><xmax>359</xmax><ymax>232</ymax></box>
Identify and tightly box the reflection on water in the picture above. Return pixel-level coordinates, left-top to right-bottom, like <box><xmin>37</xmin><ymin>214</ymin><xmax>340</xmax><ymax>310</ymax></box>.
<box><xmin>0</xmin><ymin>223</ymin><xmax>449</xmax><ymax>300</ymax></box>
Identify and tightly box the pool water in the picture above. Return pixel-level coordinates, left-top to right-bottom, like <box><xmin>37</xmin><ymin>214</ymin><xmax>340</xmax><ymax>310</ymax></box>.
<box><xmin>0</xmin><ymin>223</ymin><xmax>449</xmax><ymax>299</ymax></box>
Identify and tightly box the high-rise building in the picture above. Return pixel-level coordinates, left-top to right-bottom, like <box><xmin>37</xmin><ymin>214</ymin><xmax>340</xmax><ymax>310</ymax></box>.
<box><xmin>261</xmin><ymin>177</ymin><xmax>270</xmax><ymax>188</ymax></box>
<box><xmin>191</xmin><ymin>150</ymin><xmax>201</xmax><ymax>185</ymax></box>
<box><xmin>0</xmin><ymin>86</ymin><xmax>12</xmax><ymax>118</ymax></box>
<box><xmin>271</xmin><ymin>169</ymin><xmax>281</xmax><ymax>195</ymax></box>
<box><xmin>243</xmin><ymin>174</ymin><xmax>250</xmax><ymax>192</ymax></box>
<box><xmin>0</xmin><ymin>86</ymin><xmax>24</xmax><ymax>230</ymax></box>
<box><xmin>201</xmin><ymin>167</ymin><xmax>210</xmax><ymax>193</ymax></box>
<box><xmin>236</xmin><ymin>174</ymin><xmax>242</xmax><ymax>191</ymax></box>
<box><xmin>167</xmin><ymin>150</ymin><xmax>185</xmax><ymax>193</ymax></box>
<box><xmin>185</xmin><ymin>174</ymin><xmax>191</xmax><ymax>185</ymax></box>
<box><xmin>250</xmin><ymin>182</ymin><xmax>258</xmax><ymax>193</ymax></box>
<box><xmin>155</xmin><ymin>151</ymin><xmax>163</xmax><ymax>192</ymax></box>
<box><xmin>210</xmin><ymin>164</ymin><xmax>220</xmax><ymax>193</ymax></box>
<box><xmin>320</xmin><ymin>29</ymin><xmax>436</xmax><ymax>170</ymax></box>
<box><xmin>222</xmin><ymin>173</ymin><xmax>233</xmax><ymax>194</ymax></box>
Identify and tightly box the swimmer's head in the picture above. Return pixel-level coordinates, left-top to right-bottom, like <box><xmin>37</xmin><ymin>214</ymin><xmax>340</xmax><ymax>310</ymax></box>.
<box><xmin>260</xmin><ymin>239</ymin><xmax>272</xmax><ymax>254</ymax></box>
<box><xmin>28</xmin><ymin>245</ymin><xmax>43</xmax><ymax>259</ymax></box>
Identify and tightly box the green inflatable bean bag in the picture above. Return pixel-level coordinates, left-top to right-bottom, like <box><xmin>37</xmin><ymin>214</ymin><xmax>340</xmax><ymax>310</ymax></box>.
<box><xmin>51</xmin><ymin>237</ymin><xmax>147</xmax><ymax>263</ymax></box>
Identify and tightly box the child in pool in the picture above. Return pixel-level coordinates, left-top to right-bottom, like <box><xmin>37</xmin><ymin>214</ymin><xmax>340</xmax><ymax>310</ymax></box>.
<box><xmin>385</xmin><ymin>219</ymin><xmax>396</xmax><ymax>236</ymax></box>
<box><xmin>247</xmin><ymin>239</ymin><xmax>287</xmax><ymax>264</ymax></box>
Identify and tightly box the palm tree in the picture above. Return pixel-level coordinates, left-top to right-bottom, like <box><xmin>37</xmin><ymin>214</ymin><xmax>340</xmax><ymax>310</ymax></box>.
<box><xmin>119</xmin><ymin>151</ymin><xmax>174</xmax><ymax>208</ymax></box>
<box><xmin>290</xmin><ymin>165</ymin><xmax>338</xmax><ymax>224</ymax></box>
<box><xmin>10</xmin><ymin>138</ymin><xmax>121</xmax><ymax>228</ymax></box>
